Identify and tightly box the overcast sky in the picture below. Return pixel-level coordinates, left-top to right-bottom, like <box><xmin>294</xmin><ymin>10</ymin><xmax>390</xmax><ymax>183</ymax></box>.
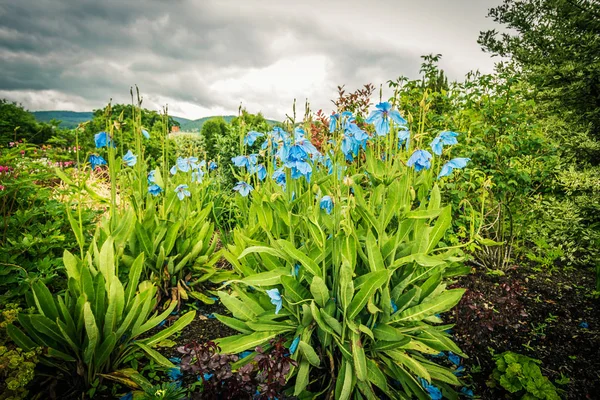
<box><xmin>0</xmin><ymin>0</ymin><xmax>501</xmax><ymax>120</ymax></box>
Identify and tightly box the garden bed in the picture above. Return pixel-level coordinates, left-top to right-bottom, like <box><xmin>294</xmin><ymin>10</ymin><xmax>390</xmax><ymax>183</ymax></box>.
<box><xmin>450</xmin><ymin>264</ymin><xmax>600</xmax><ymax>399</ymax></box>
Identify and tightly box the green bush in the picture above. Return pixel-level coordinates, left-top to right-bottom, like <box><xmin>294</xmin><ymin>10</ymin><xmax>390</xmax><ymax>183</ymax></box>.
<box><xmin>0</xmin><ymin>304</ymin><xmax>40</xmax><ymax>400</ymax></box>
<box><xmin>212</xmin><ymin>102</ymin><xmax>473</xmax><ymax>398</ymax></box>
<box><xmin>489</xmin><ymin>351</ymin><xmax>560</xmax><ymax>400</ymax></box>
<box><xmin>7</xmin><ymin>242</ymin><xmax>195</xmax><ymax>392</ymax></box>
<box><xmin>0</xmin><ymin>143</ymin><xmax>97</xmax><ymax>302</ymax></box>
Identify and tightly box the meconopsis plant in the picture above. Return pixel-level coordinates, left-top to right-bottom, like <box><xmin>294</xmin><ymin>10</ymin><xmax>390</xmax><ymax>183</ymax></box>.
<box><xmin>218</xmin><ymin>100</ymin><xmax>475</xmax><ymax>398</ymax></box>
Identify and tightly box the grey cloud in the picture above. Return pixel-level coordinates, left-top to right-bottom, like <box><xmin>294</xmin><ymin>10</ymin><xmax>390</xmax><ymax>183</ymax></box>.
<box><xmin>0</xmin><ymin>0</ymin><xmax>499</xmax><ymax>118</ymax></box>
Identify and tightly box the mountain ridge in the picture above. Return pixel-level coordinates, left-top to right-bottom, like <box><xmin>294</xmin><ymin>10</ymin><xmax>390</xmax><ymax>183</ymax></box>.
<box><xmin>31</xmin><ymin>110</ymin><xmax>278</xmax><ymax>132</ymax></box>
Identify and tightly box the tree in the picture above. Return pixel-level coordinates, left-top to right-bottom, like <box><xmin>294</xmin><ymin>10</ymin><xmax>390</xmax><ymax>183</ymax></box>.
<box><xmin>478</xmin><ymin>0</ymin><xmax>600</xmax><ymax>155</ymax></box>
<box><xmin>200</xmin><ymin>117</ymin><xmax>230</xmax><ymax>161</ymax></box>
<box><xmin>0</xmin><ymin>100</ymin><xmax>53</xmax><ymax>145</ymax></box>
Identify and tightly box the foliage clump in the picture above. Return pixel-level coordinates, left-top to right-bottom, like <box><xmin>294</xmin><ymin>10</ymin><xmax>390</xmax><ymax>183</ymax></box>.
<box><xmin>489</xmin><ymin>351</ymin><xmax>560</xmax><ymax>400</ymax></box>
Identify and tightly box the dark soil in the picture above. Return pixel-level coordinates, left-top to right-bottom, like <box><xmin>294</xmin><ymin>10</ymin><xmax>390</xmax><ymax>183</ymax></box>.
<box><xmin>449</xmin><ymin>264</ymin><xmax>600</xmax><ymax>399</ymax></box>
<box><xmin>153</xmin><ymin>301</ymin><xmax>238</xmax><ymax>359</ymax></box>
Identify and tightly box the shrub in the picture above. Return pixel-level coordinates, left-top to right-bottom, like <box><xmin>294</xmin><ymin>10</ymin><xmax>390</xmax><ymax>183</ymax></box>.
<box><xmin>7</xmin><ymin>242</ymin><xmax>195</xmax><ymax>392</ymax></box>
<box><xmin>488</xmin><ymin>351</ymin><xmax>560</xmax><ymax>400</ymax></box>
<box><xmin>213</xmin><ymin>103</ymin><xmax>473</xmax><ymax>398</ymax></box>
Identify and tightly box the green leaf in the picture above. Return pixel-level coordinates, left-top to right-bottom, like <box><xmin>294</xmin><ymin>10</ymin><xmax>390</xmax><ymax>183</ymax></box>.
<box><xmin>101</xmin><ymin>368</ymin><xmax>153</xmax><ymax>392</ymax></box>
<box><xmin>276</xmin><ymin>239</ymin><xmax>322</xmax><ymax>278</ymax></box>
<box><xmin>339</xmin><ymin>359</ymin><xmax>354</xmax><ymax>400</ymax></box>
<box><xmin>83</xmin><ymin>302</ymin><xmax>99</xmax><ymax>365</ymax></box>
<box><xmin>135</xmin><ymin>342</ymin><xmax>176</xmax><ymax>368</ymax></box>
<box><xmin>239</xmin><ymin>269</ymin><xmax>288</xmax><ymax>286</ymax></box>
<box><xmin>385</xmin><ymin>350</ymin><xmax>431</xmax><ymax>381</ymax></box>
<box><xmin>214</xmin><ymin>314</ymin><xmax>252</xmax><ymax>334</ymax></box>
<box><xmin>352</xmin><ymin>331</ymin><xmax>367</xmax><ymax>381</ymax></box>
<box><xmin>238</xmin><ymin>246</ymin><xmax>286</xmax><ymax>261</ymax></box>
<box><xmin>367</xmin><ymin>358</ymin><xmax>388</xmax><ymax>391</ymax></box>
<box><xmin>95</xmin><ymin>333</ymin><xmax>116</xmax><ymax>369</ymax></box>
<box><xmin>427</xmin><ymin>205</ymin><xmax>451</xmax><ymax>253</ymax></box>
<box><xmin>396</xmin><ymin>289</ymin><xmax>465</xmax><ymax>322</ymax></box>
<box><xmin>31</xmin><ymin>281</ymin><xmax>59</xmax><ymax>321</ymax></box>
<box><xmin>216</xmin><ymin>331</ymin><xmax>279</xmax><ymax>354</ymax></box>
<box><xmin>141</xmin><ymin>310</ymin><xmax>195</xmax><ymax>347</ymax></box>
<box><xmin>298</xmin><ymin>341</ymin><xmax>320</xmax><ymax>367</ymax></box>
<box><xmin>294</xmin><ymin>359</ymin><xmax>310</xmax><ymax>396</ymax></box>
<box><xmin>347</xmin><ymin>270</ymin><xmax>388</xmax><ymax>320</ymax></box>
<box><xmin>124</xmin><ymin>253</ymin><xmax>144</xmax><ymax>306</ymax></box>
<box><xmin>218</xmin><ymin>291</ymin><xmax>257</xmax><ymax>321</ymax></box>
<box><xmin>163</xmin><ymin>220</ymin><xmax>182</xmax><ymax>255</ymax></box>
<box><xmin>310</xmin><ymin>276</ymin><xmax>329</xmax><ymax>307</ymax></box>
<box><xmin>98</xmin><ymin>236</ymin><xmax>115</xmax><ymax>284</ymax></box>
<box><xmin>63</xmin><ymin>250</ymin><xmax>80</xmax><ymax>281</ymax></box>
<box><xmin>366</xmin><ymin>231</ymin><xmax>385</xmax><ymax>272</ymax></box>
<box><xmin>6</xmin><ymin>324</ymin><xmax>37</xmax><ymax>351</ymax></box>
<box><xmin>281</xmin><ymin>275</ymin><xmax>310</xmax><ymax>303</ymax></box>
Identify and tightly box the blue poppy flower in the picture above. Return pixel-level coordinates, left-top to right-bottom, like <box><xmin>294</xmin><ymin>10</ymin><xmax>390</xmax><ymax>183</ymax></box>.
<box><xmin>438</xmin><ymin>157</ymin><xmax>470</xmax><ymax>179</ymax></box>
<box><xmin>448</xmin><ymin>352</ymin><xmax>461</xmax><ymax>366</ymax></box>
<box><xmin>122</xmin><ymin>150</ymin><xmax>137</xmax><ymax>166</ymax></box>
<box><xmin>296</xmin><ymin>137</ymin><xmax>320</xmax><ymax>157</ymax></box>
<box><xmin>176</xmin><ymin>156</ymin><xmax>199</xmax><ymax>172</ymax></box>
<box><xmin>292</xmin><ymin>264</ymin><xmax>300</xmax><ymax>277</ymax></box>
<box><xmin>256</xmin><ymin>164</ymin><xmax>267</xmax><ymax>181</ymax></box>
<box><xmin>209</xmin><ymin>161</ymin><xmax>218</xmax><ymax>171</ymax></box>
<box><xmin>407</xmin><ymin>150</ymin><xmax>432</xmax><ymax>171</ymax></box>
<box><xmin>287</xmin><ymin>144</ymin><xmax>308</xmax><ymax>162</ymax></box>
<box><xmin>239</xmin><ymin>351</ymin><xmax>253</xmax><ymax>359</ymax></box>
<box><xmin>170</xmin><ymin>165</ymin><xmax>177</xmax><ymax>175</ymax></box>
<box><xmin>148</xmin><ymin>170</ymin><xmax>156</xmax><ymax>184</ymax></box>
<box><xmin>270</xmin><ymin>127</ymin><xmax>289</xmax><ymax>142</ymax></box>
<box><xmin>289</xmin><ymin>336</ymin><xmax>300</xmax><ymax>355</ymax></box>
<box><xmin>418</xmin><ymin>378</ymin><xmax>443</xmax><ymax>400</ymax></box>
<box><xmin>141</xmin><ymin>129</ymin><xmax>150</xmax><ymax>139</ymax></box>
<box><xmin>430</xmin><ymin>131</ymin><xmax>459</xmax><ymax>155</ymax></box>
<box><xmin>272</xmin><ymin>169</ymin><xmax>286</xmax><ymax>187</ymax></box>
<box><xmin>320</xmin><ymin>195</ymin><xmax>333</xmax><ymax>214</ymax></box>
<box><xmin>94</xmin><ymin>131</ymin><xmax>113</xmax><ymax>148</ymax></box>
<box><xmin>398</xmin><ymin>129</ymin><xmax>410</xmax><ymax>149</ymax></box>
<box><xmin>366</xmin><ymin>102</ymin><xmax>407</xmax><ymax>136</ymax></box>
<box><xmin>148</xmin><ymin>184</ymin><xmax>163</xmax><ymax>196</ymax></box>
<box><xmin>119</xmin><ymin>393</ymin><xmax>133</xmax><ymax>400</ymax></box>
<box><xmin>580</xmin><ymin>322</ymin><xmax>589</xmax><ymax>329</ymax></box>
<box><xmin>89</xmin><ymin>154</ymin><xmax>107</xmax><ymax>170</ymax></box>
<box><xmin>286</xmin><ymin>160</ymin><xmax>312</xmax><ymax>182</ymax></box>
<box><xmin>175</xmin><ymin>184</ymin><xmax>190</xmax><ymax>200</ymax></box>
<box><xmin>329</xmin><ymin>113</ymin><xmax>339</xmax><ymax>133</ymax></box>
<box><xmin>391</xmin><ymin>300</ymin><xmax>398</xmax><ymax>313</ymax></box>
<box><xmin>169</xmin><ymin>357</ymin><xmax>182</xmax><ymax>364</ymax></box>
<box><xmin>454</xmin><ymin>365</ymin><xmax>465</xmax><ymax>376</ymax></box>
<box><xmin>167</xmin><ymin>367</ymin><xmax>183</xmax><ymax>381</ymax></box>
<box><xmin>231</xmin><ymin>154</ymin><xmax>259</xmax><ymax>168</ymax></box>
<box><xmin>191</xmin><ymin>167</ymin><xmax>205</xmax><ymax>183</ymax></box>
<box><xmin>341</xmin><ymin>122</ymin><xmax>369</xmax><ymax>161</ymax></box>
<box><xmin>203</xmin><ymin>373</ymin><xmax>214</xmax><ymax>381</ymax></box>
<box><xmin>233</xmin><ymin>181</ymin><xmax>254</xmax><ymax>197</ymax></box>
<box><xmin>266</xmin><ymin>288</ymin><xmax>282</xmax><ymax>314</ymax></box>
<box><xmin>460</xmin><ymin>387</ymin><xmax>474</xmax><ymax>398</ymax></box>
<box><xmin>244</xmin><ymin>130</ymin><xmax>264</xmax><ymax>146</ymax></box>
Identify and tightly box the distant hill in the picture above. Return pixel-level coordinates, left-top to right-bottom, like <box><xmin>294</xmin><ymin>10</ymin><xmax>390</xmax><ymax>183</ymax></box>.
<box><xmin>180</xmin><ymin>115</ymin><xmax>280</xmax><ymax>133</ymax></box>
<box><xmin>31</xmin><ymin>111</ymin><xmax>278</xmax><ymax>132</ymax></box>
<box><xmin>171</xmin><ymin>116</ymin><xmax>192</xmax><ymax>126</ymax></box>
<box><xmin>180</xmin><ymin>115</ymin><xmax>236</xmax><ymax>132</ymax></box>
<box><xmin>32</xmin><ymin>111</ymin><xmax>93</xmax><ymax>129</ymax></box>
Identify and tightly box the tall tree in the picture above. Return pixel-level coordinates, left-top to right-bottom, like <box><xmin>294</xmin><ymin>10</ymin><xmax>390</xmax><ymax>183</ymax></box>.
<box><xmin>479</xmin><ymin>0</ymin><xmax>600</xmax><ymax>152</ymax></box>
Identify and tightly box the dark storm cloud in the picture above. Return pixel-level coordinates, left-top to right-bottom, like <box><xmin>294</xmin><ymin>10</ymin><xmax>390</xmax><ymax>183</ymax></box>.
<box><xmin>0</xmin><ymin>0</ymin><xmax>500</xmax><ymax>118</ymax></box>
